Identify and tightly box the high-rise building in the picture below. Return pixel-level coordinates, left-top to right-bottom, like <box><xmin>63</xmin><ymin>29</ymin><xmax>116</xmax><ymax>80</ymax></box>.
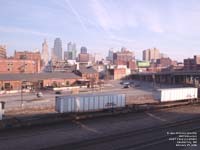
<box><xmin>143</xmin><ymin>48</ymin><xmax>160</xmax><ymax>62</ymax></box>
<box><xmin>113</xmin><ymin>48</ymin><xmax>134</xmax><ymax>64</ymax></box>
<box><xmin>67</xmin><ymin>42</ymin><xmax>73</xmax><ymax>52</ymax></box>
<box><xmin>52</xmin><ymin>38</ymin><xmax>62</xmax><ymax>60</ymax></box>
<box><xmin>143</xmin><ymin>49</ymin><xmax>149</xmax><ymax>61</ymax></box>
<box><xmin>72</xmin><ymin>43</ymin><xmax>76</xmax><ymax>59</ymax></box>
<box><xmin>64</xmin><ymin>51</ymin><xmax>68</xmax><ymax>60</ymax></box>
<box><xmin>41</xmin><ymin>39</ymin><xmax>49</xmax><ymax>66</ymax></box>
<box><xmin>184</xmin><ymin>55</ymin><xmax>200</xmax><ymax>70</ymax></box>
<box><xmin>80</xmin><ymin>46</ymin><xmax>87</xmax><ymax>54</ymax></box>
<box><xmin>113</xmin><ymin>48</ymin><xmax>136</xmax><ymax>70</ymax></box>
<box><xmin>0</xmin><ymin>45</ymin><xmax>7</xmax><ymax>59</ymax></box>
<box><xmin>107</xmin><ymin>49</ymin><xmax>114</xmax><ymax>63</ymax></box>
<box><xmin>78</xmin><ymin>46</ymin><xmax>89</xmax><ymax>62</ymax></box>
<box><xmin>67</xmin><ymin>42</ymin><xmax>76</xmax><ymax>60</ymax></box>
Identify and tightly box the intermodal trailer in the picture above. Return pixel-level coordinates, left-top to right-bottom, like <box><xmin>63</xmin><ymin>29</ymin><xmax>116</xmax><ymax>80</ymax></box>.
<box><xmin>55</xmin><ymin>93</ymin><xmax>126</xmax><ymax>113</ymax></box>
<box><xmin>0</xmin><ymin>102</ymin><xmax>4</xmax><ymax>120</ymax></box>
<box><xmin>155</xmin><ymin>87</ymin><xmax>198</xmax><ymax>102</ymax></box>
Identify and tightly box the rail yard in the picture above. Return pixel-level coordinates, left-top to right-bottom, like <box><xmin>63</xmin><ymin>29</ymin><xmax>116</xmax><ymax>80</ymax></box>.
<box><xmin>0</xmin><ymin>80</ymin><xmax>200</xmax><ymax>150</ymax></box>
<box><xmin>0</xmin><ymin>104</ymin><xmax>200</xmax><ymax>150</ymax></box>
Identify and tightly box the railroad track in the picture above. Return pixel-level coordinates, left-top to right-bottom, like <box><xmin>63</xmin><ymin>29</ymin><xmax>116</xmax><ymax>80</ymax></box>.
<box><xmin>43</xmin><ymin>117</ymin><xmax>200</xmax><ymax>150</ymax></box>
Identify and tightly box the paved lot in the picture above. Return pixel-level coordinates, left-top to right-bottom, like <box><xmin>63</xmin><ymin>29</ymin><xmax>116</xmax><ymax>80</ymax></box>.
<box><xmin>1</xmin><ymin>80</ymin><xmax>157</xmax><ymax>113</ymax></box>
<box><xmin>0</xmin><ymin>104</ymin><xmax>200</xmax><ymax>150</ymax></box>
<box><xmin>1</xmin><ymin>80</ymin><xmax>191</xmax><ymax>116</ymax></box>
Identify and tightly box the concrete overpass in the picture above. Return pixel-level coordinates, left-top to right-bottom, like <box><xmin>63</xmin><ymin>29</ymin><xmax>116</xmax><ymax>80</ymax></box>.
<box><xmin>130</xmin><ymin>71</ymin><xmax>200</xmax><ymax>87</ymax></box>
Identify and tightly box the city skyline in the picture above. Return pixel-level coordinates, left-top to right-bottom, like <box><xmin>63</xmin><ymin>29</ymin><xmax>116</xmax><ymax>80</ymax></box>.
<box><xmin>1</xmin><ymin>0</ymin><xmax>200</xmax><ymax>61</ymax></box>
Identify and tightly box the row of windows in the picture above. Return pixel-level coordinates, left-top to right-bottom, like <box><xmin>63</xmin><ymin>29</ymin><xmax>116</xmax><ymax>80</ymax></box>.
<box><xmin>7</xmin><ymin>63</ymin><xmax>29</xmax><ymax>66</ymax></box>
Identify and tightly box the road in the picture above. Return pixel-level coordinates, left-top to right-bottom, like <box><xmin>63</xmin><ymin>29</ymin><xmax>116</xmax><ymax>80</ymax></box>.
<box><xmin>1</xmin><ymin>80</ymin><xmax>156</xmax><ymax>114</ymax></box>
<box><xmin>0</xmin><ymin>104</ymin><xmax>200</xmax><ymax>150</ymax></box>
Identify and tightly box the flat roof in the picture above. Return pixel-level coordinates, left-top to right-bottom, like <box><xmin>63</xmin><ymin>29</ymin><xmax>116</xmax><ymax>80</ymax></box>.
<box><xmin>79</xmin><ymin>67</ymin><xmax>98</xmax><ymax>74</ymax></box>
<box><xmin>0</xmin><ymin>72</ymin><xmax>81</xmax><ymax>81</ymax></box>
<box><xmin>157</xmin><ymin>87</ymin><xmax>197</xmax><ymax>91</ymax></box>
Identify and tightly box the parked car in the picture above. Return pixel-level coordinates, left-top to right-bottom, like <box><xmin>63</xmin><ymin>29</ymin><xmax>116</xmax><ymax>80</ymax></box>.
<box><xmin>123</xmin><ymin>81</ymin><xmax>130</xmax><ymax>85</ymax></box>
<box><xmin>36</xmin><ymin>92</ymin><xmax>43</xmax><ymax>97</ymax></box>
<box><xmin>123</xmin><ymin>82</ymin><xmax>130</xmax><ymax>88</ymax></box>
<box><xmin>123</xmin><ymin>84</ymin><xmax>129</xmax><ymax>88</ymax></box>
<box><xmin>55</xmin><ymin>91</ymin><xmax>62</xmax><ymax>94</ymax></box>
<box><xmin>120</xmin><ymin>81</ymin><xmax>124</xmax><ymax>85</ymax></box>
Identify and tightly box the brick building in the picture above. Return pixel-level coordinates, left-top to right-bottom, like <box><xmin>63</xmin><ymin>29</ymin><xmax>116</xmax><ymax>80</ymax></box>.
<box><xmin>143</xmin><ymin>48</ymin><xmax>160</xmax><ymax>62</ymax></box>
<box><xmin>184</xmin><ymin>55</ymin><xmax>200</xmax><ymax>70</ymax></box>
<box><xmin>0</xmin><ymin>72</ymin><xmax>81</xmax><ymax>91</ymax></box>
<box><xmin>0</xmin><ymin>45</ymin><xmax>7</xmax><ymax>59</ymax></box>
<box><xmin>113</xmin><ymin>48</ymin><xmax>136</xmax><ymax>70</ymax></box>
<box><xmin>74</xmin><ymin>66</ymin><xmax>99</xmax><ymax>81</ymax></box>
<box><xmin>78</xmin><ymin>53</ymin><xmax>89</xmax><ymax>62</ymax></box>
<box><xmin>0</xmin><ymin>59</ymin><xmax>37</xmax><ymax>74</ymax></box>
<box><xmin>114</xmin><ymin>68</ymin><xmax>126</xmax><ymax>80</ymax></box>
<box><xmin>14</xmin><ymin>51</ymin><xmax>42</xmax><ymax>72</ymax></box>
<box><xmin>156</xmin><ymin>57</ymin><xmax>172</xmax><ymax>68</ymax></box>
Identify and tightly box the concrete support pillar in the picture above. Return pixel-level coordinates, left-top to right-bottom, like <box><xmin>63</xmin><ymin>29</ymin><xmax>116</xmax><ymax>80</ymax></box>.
<box><xmin>164</xmin><ymin>75</ymin><xmax>168</xmax><ymax>84</ymax></box>
<box><xmin>183</xmin><ymin>76</ymin><xmax>186</xmax><ymax>84</ymax></box>
<box><xmin>167</xmin><ymin>76</ymin><xmax>171</xmax><ymax>84</ymax></box>
<box><xmin>159</xmin><ymin>75</ymin><xmax>162</xmax><ymax>87</ymax></box>
<box><xmin>172</xmin><ymin>76</ymin><xmax>175</xmax><ymax>85</ymax></box>
<box><xmin>194</xmin><ymin>77</ymin><xmax>199</xmax><ymax>87</ymax></box>
<box><xmin>190</xmin><ymin>76</ymin><xmax>193</xmax><ymax>84</ymax></box>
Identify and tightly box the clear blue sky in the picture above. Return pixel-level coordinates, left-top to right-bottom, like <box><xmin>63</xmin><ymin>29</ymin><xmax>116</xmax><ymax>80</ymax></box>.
<box><xmin>1</xmin><ymin>0</ymin><xmax>200</xmax><ymax>61</ymax></box>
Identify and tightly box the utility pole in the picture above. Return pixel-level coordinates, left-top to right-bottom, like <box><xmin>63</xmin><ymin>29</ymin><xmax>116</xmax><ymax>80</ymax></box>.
<box><xmin>21</xmin><ymin>81</ymin><xmax>24</xmax><ymax>108</ymax></box>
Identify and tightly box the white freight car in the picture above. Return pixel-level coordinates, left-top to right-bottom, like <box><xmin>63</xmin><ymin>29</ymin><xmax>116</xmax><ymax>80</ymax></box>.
<box><xmin>155</xmin><ymin>87</ymin><xmax>198</xmax><ymax>102</ymax></box>
<box><xmin>56</xmin><ymin>93</ymin><xmax>126</xmax><ymax>113</ymax></box>
<box><xmin>0</xmin><ymin>102</ymin><xmax>5</xmax><ymax>120</ymax></box>
<box><xmin>0</xmin><ymin>102</ymin><xmax>3</xmax><ymax>120</ymax></box>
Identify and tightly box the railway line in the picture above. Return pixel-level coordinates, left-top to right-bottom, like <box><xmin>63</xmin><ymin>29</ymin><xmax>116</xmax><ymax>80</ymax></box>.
<box><xmin>44</xmin><ymin>117</ymin><xmax>200</xmax><ymax>150</ymax></box>
<box><xmin>1</xmin><ymin>104</ymin><xmax>200</xmax><ymax>150</ymax></box>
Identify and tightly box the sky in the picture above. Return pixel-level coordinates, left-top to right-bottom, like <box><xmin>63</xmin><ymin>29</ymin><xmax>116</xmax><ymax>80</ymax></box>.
<box><xmin>1</xmin><ymin>0</ymin><xmax>200</xmax><ymax>61</ymax></box>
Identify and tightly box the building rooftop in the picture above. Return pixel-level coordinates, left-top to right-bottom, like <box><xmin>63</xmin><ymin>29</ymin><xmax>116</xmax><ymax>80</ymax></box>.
<box><xmin>0</xmin><ymin>72</ymin><xmax>81</xmax><ymax>81</ymax></box>
<box><xmin>79</xmin><ymin>66</ymin><xmax>98</xmax><ymax>74</ymax></box>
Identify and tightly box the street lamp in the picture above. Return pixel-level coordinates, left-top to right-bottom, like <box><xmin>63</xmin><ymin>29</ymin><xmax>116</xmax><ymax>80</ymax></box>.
<box><xmin>21</xmin><ymin>80</ymin><xmax>26</xmax><ymax>108</ymax></box>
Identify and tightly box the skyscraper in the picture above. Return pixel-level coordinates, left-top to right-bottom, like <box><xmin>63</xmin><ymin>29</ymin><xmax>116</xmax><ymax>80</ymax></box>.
<box><xmin>113</xmin><ymin>49</ymin><xmax>134</xmax><ymax>65</ymax></box>
<box><xmin>107</xmin><ymin>49</ymin><xmax>114</xmax><ymax>63</ymax></box>
<box><xmin>72</xmin><ymin>43</ymin><xmax>76</xmax><ymax>59</ymax></box>
<box><xmin>78</xmin><ymin>46</ymin><xmax>89</xmax><ymax>62</ymax></box>
<box><xmin>52</xmin><ymin>38</ymin><xmax>62</xmax><ymax>60</ymax></box>
<box><xmin>143</xmin><ymin>49</ymin><xmax>150</xmax><ymax>61</ymax></box>
<box><xmin>143</xmin><ymin>48</ymin><xmax>160</xmax><ymax>62</ymax></box>
<box><xmin>0</xmin><ymin>45</ymin><xmax>6</xmax><ymax>59</ymax></box>
<box><xmin>64</xmin><ymin>51</ymin><xmax>68</xmax><ymax>60</ymax></box>
<box><xmin>41</xmin><ymin>39</ymin><xmax>49</xmax><ymax>65</ymax></box>
<box><xmin>67</xmin><ymin>42</ymin><xmax>76</xmax><ymax>60</ymax></box>
<box><xmin>80</xmin><ymin>46</ymin><xmax>87</xmax><ymax>54</ymax></box>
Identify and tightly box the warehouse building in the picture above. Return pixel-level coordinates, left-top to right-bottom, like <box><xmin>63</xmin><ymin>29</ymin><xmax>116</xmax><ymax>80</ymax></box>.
<box><xmin>0</xmin><ymin>72</ymin><xmax>81</xmax><ymax>91</ymax></box>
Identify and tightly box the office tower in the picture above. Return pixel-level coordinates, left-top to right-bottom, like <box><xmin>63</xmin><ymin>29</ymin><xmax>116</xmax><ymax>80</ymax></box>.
<box><xmin>80</xmin><ymin>46</ymin><xmax>87</xmax><ymax>54</ymax></box>
<box><xmin>78</xmin><ymin>46</ymin><xmax>89</xmax><ymax>62</ymax></box>
<box><xmin>67</xmin><ymin>42</ymin><xmax>76</xmax><ymax>60</ymax></box>
<box><xmin>113</xmin><ymin>48</ymin><xmax>136</xmax><ymax>70</ymax></box>
<box><xmin>107</xmin><ymin>49</ymin><xmax>114</xmax><ymax>62</ymax></box>
<box><xmin>143</xmin><ymin>48</ymin><xmax>160</xmax><ymax>62</ymax></box>
<box><xmin>0</xmin><ymin>45</ymin><xmax>7</xmax><ymax>58</ymax></box>
<box><xmin>41</xmin><ymin>39</ymin><xmax>49</xmax><ymax>65</ymax></box>
<box><xmin>52</xmin><ymin>38</ymin><xmax>62</xmax><ymax>60</ymax></box>
<box><xmin>64</xmin><ymin>51</ymin><xmax>68</xmax><ymax>60</ymax></box>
